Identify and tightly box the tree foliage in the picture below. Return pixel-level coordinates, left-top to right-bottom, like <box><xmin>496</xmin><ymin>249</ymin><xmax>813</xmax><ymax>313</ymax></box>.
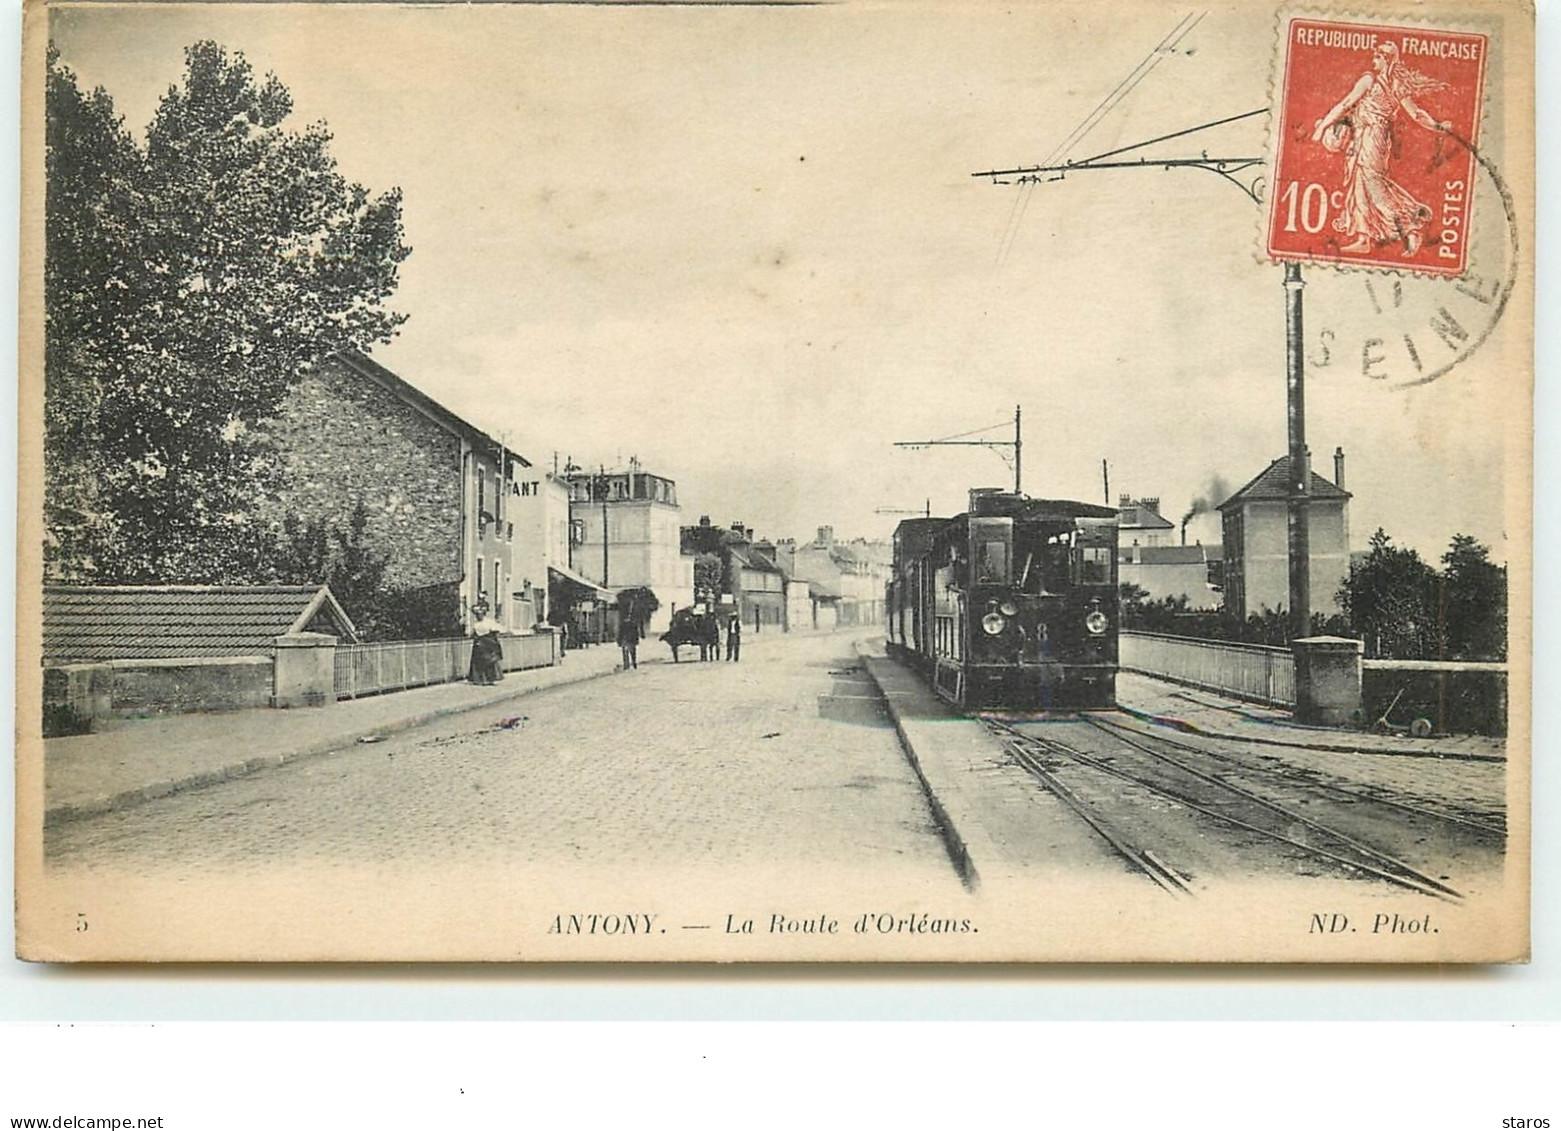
<box><xmin>266</xmin><ymin>499</ymin><xmax>390</xmax><ymax>636</ymax></box>
<box><xmin>615</xmin><ymin>586</ymin><xmax>661</xmax><ymax>630</ymax></box>
<box><xmin>1439</xmin><ymin>534</ymin><xmax>1507</xmax><ymax>661</ymax></box>
<box><xmin>45</xmin><ymin>42</ymin><xmax>411</xmax><ymax>583</ymax></box>
<box><xmin>1335</xmin><ymin>528</ymin><xmax>1440</xmax><ymax>659</ymax></box>
<box><xmin>692</xmin><ymin>552</ymin><xmax>724</xmax><ymax>600</ymax></box>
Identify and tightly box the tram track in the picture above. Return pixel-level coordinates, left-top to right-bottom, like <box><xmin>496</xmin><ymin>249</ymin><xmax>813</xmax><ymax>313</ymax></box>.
<box><xmin>982</xmin><ymin>716</ymin><xmax>1467</xmax><ymax>902</ymax></box>
<box><xmin>1088</xmin><ymin>713</ymin><xmax>1506</xmax><ymax>838</ymax></box>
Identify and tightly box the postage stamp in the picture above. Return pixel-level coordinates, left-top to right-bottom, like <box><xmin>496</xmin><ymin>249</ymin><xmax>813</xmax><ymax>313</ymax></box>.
<box><xmin>1266</xmin><ymin>17</ymin><xmax>1489</xmax><ymax>275</ymax></box>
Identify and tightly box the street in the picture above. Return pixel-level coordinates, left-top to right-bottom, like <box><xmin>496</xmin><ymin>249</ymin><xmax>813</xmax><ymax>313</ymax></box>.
<box><xmin>45</xmin><ymin>632</ymin><xmax>959</xmax><ymax>882</ymax></box>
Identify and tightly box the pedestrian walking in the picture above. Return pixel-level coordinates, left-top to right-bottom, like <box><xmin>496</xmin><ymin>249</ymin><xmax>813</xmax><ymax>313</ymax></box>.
<box><xmin>618</xmin><ymin>615</ymin><xmax>642</xmax><ymax>670</ymax></box>
<box><xmin>726</xmin><ymin>613</ymin><xmax>742</xmax><ymax>662</ymax></box>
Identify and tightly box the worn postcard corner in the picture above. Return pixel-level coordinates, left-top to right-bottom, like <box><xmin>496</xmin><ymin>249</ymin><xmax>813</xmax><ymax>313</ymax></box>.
<box><xmin>16</xmin><ymin>0</ymin><xmax>1533</xmax><ymax>964</ymax></box>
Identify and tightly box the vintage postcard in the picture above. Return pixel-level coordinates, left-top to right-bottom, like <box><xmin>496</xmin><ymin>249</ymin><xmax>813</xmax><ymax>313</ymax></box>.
<box><xmin>14</xmin><ymin>0</ymin><xmax>1532</xmax><ymax>962</ymax></box>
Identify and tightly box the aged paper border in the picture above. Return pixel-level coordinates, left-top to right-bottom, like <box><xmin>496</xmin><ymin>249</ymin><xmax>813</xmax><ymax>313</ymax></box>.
<box><xmin>12</xmin><ymin>0</ymin><xmax>1535</xmax><ymax>964</ymax></box>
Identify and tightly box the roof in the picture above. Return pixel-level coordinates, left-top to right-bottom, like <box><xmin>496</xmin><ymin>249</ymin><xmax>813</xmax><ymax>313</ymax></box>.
<box><xmin>1219</xmin><ymin>456</ymin><xmax>1351</xmax><ymax>510</ymax></box>
<box><xmin>729</xmin><ymin>544</ymin><xmax>783</xmax><ymax>574</ymax></box>
<box><xmin>547</xmin><ymin>564</ymin><xmax>614</xmax><ymax>599</ymax></box>
<box><xmin>331</xmin><ymin>351</ymin><xmax>532</xmax><ymax>468</ymax></box>
<box><xmin>1126</xmin><ymin>546</ymin><xmax>1218</xmax><ymax>565</ymax></box>
<box><xmin>808</xmin><ymin>577</ymin><xmax>842</xmax><ymax>600</ymax></box>
<box><xmin>43</xmin><ymin>585</ymin><xmax>359</xmax><ymax>664</ymax></box>
<box><xmin>1118</xmin><ymin>505</ymin><xmax>1175</xmax><ymax>530</ymax></box>
<box><xmin>969</xmin><ymin>495</ymin><xmax>1120</xmax><ymax>521</ymax></box>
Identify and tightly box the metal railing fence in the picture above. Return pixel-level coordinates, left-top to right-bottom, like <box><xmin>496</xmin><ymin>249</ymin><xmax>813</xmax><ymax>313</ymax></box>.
<box><xmin>334</xmin><ymin>632</ymin><xmax>558</xmax><ymax>700</ymax></box>
<box><xmin>1119</xmin><ymin>629</ymin><xmax>1295</xmax><ymax>707</ymax></box>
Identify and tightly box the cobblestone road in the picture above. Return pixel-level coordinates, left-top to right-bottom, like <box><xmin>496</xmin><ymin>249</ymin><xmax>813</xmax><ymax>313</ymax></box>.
<box><xmin>46</xmin><ymin>633</ymin><xmax>957</xmax><ymax>882</ymax></box>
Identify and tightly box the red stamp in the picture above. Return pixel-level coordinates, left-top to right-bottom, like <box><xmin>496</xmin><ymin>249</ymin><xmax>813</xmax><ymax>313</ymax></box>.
<box><xmin>1266</xmin><ymin>18</ymin><xmax>1488</xmax><ymax>276</ymax></box>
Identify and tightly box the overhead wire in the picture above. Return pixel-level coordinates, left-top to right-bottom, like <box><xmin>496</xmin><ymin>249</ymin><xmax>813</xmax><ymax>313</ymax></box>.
<box><xmin>1045</xmin><ymin>10</ymin><xmax>1206</xmax><ymax>167</ymax></box>
<box><xmin>994</xmin><ymin>10</ymin><xmax>1206</xmax><ymax>266</ymax></box>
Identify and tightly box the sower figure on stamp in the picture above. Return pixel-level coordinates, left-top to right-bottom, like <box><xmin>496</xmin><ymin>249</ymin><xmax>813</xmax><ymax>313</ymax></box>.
<box><xmin>1311</xmin><ymin>41</ymin><xmax>1452</xmax><ymax>257</ymax></box>
<box><xmin>725</xmin><ymin>612</ymin><xmax>741</xmax><ymax>662</ymax></box>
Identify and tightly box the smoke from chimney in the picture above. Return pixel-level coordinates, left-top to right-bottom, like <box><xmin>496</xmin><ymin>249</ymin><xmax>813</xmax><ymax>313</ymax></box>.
<box><xmin>1181</xmin><ymin>473</ymin><xmax>1233</xmax><ymax>545</ymax></box>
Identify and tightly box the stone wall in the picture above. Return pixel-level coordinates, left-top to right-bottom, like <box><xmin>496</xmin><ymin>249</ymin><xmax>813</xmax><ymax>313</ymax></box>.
<box><xmin>1361</xmin><ymin>664</ymin><xmax>1507</xmax><ymax>737</ymax></box>
<box><xmin>264</xmin><ymin>358</ymin><xmax>464</xmax><ymax>592</ymax></box>
<box><xmin>44</xmin><ymin>657</ymin><xmax>274</xmax><ymax>734</ymax></box>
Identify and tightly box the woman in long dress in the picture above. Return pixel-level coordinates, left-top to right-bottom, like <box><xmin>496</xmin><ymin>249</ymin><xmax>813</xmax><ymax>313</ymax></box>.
<box><xmin>1310</xmin><ymin>41</ymin><xmax>1452</xmax><ymax>257</ymax></box>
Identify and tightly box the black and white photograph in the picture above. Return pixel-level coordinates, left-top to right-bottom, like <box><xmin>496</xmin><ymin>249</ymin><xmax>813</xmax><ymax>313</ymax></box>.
<box><xmin>14</xmin><ymin>0</ymin><xmax>1533</xmax><ymax>962</ymax></box>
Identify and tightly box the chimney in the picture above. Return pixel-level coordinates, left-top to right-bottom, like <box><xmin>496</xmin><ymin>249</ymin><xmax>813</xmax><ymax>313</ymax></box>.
<box><xmin>1333</xmin><ymin>447</ymin><xmax>1345</xmax><ymax>490</ymax></box>
<box><xmin>1143</xmin><ymin>497</ymin><xmax>1160</xmax><ymax>515</ymax></box>
<box><xmin>1118</xmin><ymin>494</ymin><xmax>1132</xmax><ymax>509</ymax></box>
<box><xmin>817</xmin><ymin>525</ymin><xmax>834</xmax><ymax>548</ymax></box>
<box><xmin>699</xmin><ymin>515</ymin><xmax>711</xmax><ymax>528</ymax></box>
<box><xmin>731</xmin><ymin>521</ymin><xmax>747</xmax><ymax>540</ymax></box>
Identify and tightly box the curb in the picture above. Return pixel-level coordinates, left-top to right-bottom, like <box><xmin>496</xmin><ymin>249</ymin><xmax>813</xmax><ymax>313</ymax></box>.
<box><xmin>43</xmin><ymin>660</ymin><xmax>623</xmax><ymax>827</ymax></box>
<box><xmin>853</xmin><ymin>644</ymin><xmax>981</xmax><ymax>892</ymax></box>
<box><xmin>1112</xmin><ymin>701</ymin><xmax>1505</xmax><ymax>763</ymax></box>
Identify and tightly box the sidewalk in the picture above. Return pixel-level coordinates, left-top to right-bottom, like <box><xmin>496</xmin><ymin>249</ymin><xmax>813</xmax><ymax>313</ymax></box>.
<box><xmin>1114</xmin><ymin>672</ymin><xmax>1507</xmax><ymax>762</ymax></box>
<box><xmin>40</xmin><ymin>644</ymin><xmax>625</xmax><ymax>825</ymax></box>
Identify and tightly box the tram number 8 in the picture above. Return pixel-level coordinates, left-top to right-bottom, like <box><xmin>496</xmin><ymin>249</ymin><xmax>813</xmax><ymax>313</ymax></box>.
<box><xmin>1279</xmin><ymin>180</ymin><xmax>1334</xmax><ymax>234</ymax></box>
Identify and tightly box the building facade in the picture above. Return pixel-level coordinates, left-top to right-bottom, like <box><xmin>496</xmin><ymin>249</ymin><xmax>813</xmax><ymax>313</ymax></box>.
<box><xmin>508</xmin><ymin>472</ymin><xmax>574</xmax><ymax>630</ymax></box>
<box><xmin>1119</xmin><ymin>544</ymin><xmax>1224</xmax><ymax>610</ymax></box>
<box><xmin>1219</xmin><ymin>450</ymin><xmax>1351</xmax><ymax>621</ymax></box>
<box><xmin>264</xmin><ymin>350</ymin><xmax>534</xmax><ymax>636</ymax></box>
<box><xmin>565</xmin><ymin>462</ymin><xmax>693</xmax><ymax>633</ymax></box>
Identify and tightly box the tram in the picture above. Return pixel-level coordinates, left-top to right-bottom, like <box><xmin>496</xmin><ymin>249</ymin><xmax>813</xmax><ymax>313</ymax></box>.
<box><xmin>885</xmin><ymin>489</ymin><xmax>1119</xmax><ymax>709</ymax></box>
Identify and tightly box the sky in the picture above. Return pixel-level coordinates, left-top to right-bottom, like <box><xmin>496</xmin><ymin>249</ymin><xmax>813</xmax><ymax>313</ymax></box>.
<box><xmin>45</xmin><ymin>0</ymin><xmax>1529</xmax><ymax>563</ymax></box>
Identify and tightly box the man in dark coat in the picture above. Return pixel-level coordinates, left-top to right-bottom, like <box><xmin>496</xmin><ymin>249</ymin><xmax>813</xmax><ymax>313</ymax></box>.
<box><xmin>726</xmin><ymin>613</ymin><xmax>742</xmax><ymax>662</ymax></box>
<box><xmin>618</xmin><ymin>615</ymin><xmax>642</xmax><ymax>670</ymax></box>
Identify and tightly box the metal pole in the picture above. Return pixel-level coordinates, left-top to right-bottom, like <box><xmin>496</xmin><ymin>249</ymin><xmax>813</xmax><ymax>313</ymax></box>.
<box><xmin>1013</xmin><ymin>405</ymin><xmax>1023</xmax><ymax>495</ymax></box>
<box><xmin>600</xmin><ymin>466</ymin><xmax>610</xmax><ymax>587</ymax></box>
<box><xmin>1102</xmin><ymin>459</ymin><xmax>1110</xmax><ymax>506</ymax></box>
<box><xmin>1284</xmin><ymin>262</ymin><xmax>1310</xmax><ymax>639</ymax></box>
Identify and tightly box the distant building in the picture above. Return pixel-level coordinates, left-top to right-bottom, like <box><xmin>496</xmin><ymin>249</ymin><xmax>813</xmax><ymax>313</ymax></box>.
<box><xmin>1219</xmin><ymin>449</ymin><xmax>1351</xmax><ymax>621</ymax></box>
<box><xmin>681</xmin><ymin>518</ymin><xmax>788</xmax><ymax>631</ymax></box>
<box><xmin>1117</xmin><ymin>495</ymin><xmax>1176</xmax><ymax>549</ymax></box>
<box><xmin>787</xmin><ymin>526</ymin><xmax>891</xmax><ymax>629</ymax></box>
<box><xmin>564</xmin><ymin>460</ymin><xmax>693</xmax><ymax>634</ymax></box>
<box><xmin>1119</xmin><ymin>544</ymin><xmax>1225</xmax><ymax>611</ymax></box>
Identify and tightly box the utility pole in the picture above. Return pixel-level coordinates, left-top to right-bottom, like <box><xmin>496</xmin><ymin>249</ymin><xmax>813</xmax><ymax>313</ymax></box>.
<box><xmin>894</xmin><ymin>405</ymin><xmax>1023</xmax><ymax>496</ymax></box>
<box><xmin>599</xmin><ymin>464</ymin><xmax>610</xmax><ymax>587</ymax></box>
<box><xmin>1284</xmin><ymin>262</ymin><xmax>1309</xmax><ymax>637</ymax></box>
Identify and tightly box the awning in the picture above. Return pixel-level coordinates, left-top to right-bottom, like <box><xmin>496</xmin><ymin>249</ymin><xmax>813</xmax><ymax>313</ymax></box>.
<box><xmin>548</xmin><ymin>564</ymin><xmax>614</xmax><ymax>601</ymax></box>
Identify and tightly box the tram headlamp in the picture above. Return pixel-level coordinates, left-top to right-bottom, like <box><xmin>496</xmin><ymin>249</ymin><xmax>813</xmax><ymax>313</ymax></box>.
<box><xmin>1085</xmin><ymin>610</ymin><xmax>1109</xmax><ymax>636</ymax></box>
<box><xmin>998</xmin><ymin>600</ymin><xmax>1018</xmax><ymax>617</ymax></box>
<box><xmin>981</xmin><ymin>612</ymin><xmax>1007</xmax><ymax>636</ymax></box>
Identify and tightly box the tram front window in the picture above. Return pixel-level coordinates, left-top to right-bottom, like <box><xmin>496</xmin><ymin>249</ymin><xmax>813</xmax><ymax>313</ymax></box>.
<box><xmin>977</xmin><ymin>540</ymin><xmax>1009</xmax><ymax>584</ymax></box>
<box><xmin>1076</xmin><ymin>545</ymin><xmax>1112</xmax><ymax>585</ymax></box>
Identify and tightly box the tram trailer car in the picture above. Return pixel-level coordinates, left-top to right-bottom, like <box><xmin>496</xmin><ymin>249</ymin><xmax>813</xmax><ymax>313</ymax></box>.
<box><xmin>886</xmin><ymin>490</ymin><xmax>1119</xmax><ymax>710</ymax></box>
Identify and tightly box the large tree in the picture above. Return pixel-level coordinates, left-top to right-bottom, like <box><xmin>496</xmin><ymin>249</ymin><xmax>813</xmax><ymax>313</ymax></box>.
<box><xmin>1439</xmin><ymin>534</ymin><xmax>1507</xmax><ymax>661</ymax></box>
<box><xmin>45</xmin><ymin>42</ymin><xmax>411</xmax><ymax>582</ymax></box>
<box><xmin>1337</xmin><ymin>529</ymin><xmax>1442</xmax><ymax>659</ymax></box>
